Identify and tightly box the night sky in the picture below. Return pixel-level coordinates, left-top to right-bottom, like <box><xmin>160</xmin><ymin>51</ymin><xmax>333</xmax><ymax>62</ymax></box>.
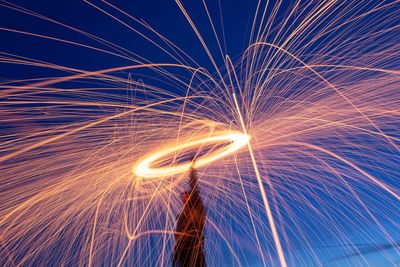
<box><xmin>1</xmin><ymin>1</ymin><xmax>399</xmax><ymax>266</ymax></box>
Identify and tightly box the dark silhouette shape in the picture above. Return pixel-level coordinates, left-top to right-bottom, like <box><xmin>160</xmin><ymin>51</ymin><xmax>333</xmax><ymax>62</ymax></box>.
<box><xmin>173</xmin><ymin>161</ymin><xmax>206</xmax><ymax>267</ymax></box>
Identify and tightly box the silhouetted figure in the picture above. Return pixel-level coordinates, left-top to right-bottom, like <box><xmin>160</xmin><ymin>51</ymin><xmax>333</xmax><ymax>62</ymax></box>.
<box><xmin>173</xmin><ymin>162</ymin><xmax>206</xmax><ymax>267</ymax></box>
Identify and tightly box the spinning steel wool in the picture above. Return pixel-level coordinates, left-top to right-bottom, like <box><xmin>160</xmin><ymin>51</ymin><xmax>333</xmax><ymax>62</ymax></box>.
<box><xmin>0</xmin><ymin>0</ymin><xmax>399</xmax><ymax>266</ymax></box>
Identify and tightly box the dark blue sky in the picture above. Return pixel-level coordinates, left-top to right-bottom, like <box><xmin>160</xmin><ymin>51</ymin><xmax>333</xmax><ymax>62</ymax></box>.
<box><xmin>0</xmin><ymin>0</ymin><xmax>272</xmax><ymax>80</ymax></box>
<box><xmin>1</xmin><ymin>1</ymin><xmax>399</xmax><ymax>266</ymax></box>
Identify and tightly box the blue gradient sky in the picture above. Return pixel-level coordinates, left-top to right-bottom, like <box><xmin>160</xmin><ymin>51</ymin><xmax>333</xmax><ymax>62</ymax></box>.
<box><xmin>1</xmin><ymin>1</ymin><xmax>399</xmax><ymax>266</ymax></box>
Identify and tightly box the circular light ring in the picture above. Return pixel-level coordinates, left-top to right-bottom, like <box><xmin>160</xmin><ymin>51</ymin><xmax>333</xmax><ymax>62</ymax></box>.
<box><xmin>133</xmin><ymin>131</ymin><xmax>250</xmax><ymax>178</ymax></box>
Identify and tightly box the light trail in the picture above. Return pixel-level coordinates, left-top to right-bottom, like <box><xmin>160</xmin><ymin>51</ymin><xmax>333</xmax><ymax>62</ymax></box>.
<box><xmin>233</xmin><ymin>93</ymin><xmax>288</xmax><ymax>267</ymax></box>
<box><xmin>0</xmin><ymin>0</ymin><xmax>399</xmax><ymax>266</ymax></box>
<box><xmin>134</xmin><ymin>131</ymin><xmax>250</xmax><ymax>178</ymax></box>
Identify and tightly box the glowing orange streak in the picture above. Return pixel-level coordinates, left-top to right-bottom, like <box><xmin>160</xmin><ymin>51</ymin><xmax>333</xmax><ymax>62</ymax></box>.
<box><xmin>233</xmin><ymin>153</ymin><xmax>267</xmax><ymax>265</ymax></box>
<box><xmin>0</xmin><ymin>1</ymin><xmax>141</xmax><ymax>62</ymax></box>
<box><xmin>287</xmin><ymin>142</ymin><xmax>400</xmax><ymax>202</ymax></box>
<box><xmin>133</xmin><ymin>131</ymin><xmax>250</xmax><ymax>178</ymax></box>
<box><xmin>117</xmin><ymin>162</ymin><xmax>182</xmax><ymax>267</ymax></box>
<box><xmin>2</xmin><ymin>63</ymin><xmax>214</xmax><ymax>98</ymax></box>
<box><xmin>0</xmin><ymin>97</ymin><xmax>192</xmax><ymax>163</ymax></box>
<box><xmin>249</xmin><ymin>42</ymin><xmax>399</xmax><ymax>151</ymax></box>
<box><xmin>88</xmin><ymin>177</ymin><xmax>123</xmax><ymax>267</ymax></box>
<box><xmin>175</xmin><ymin>0</ymin><xmax>229</xmax><ymax>90</ymax></box>
<box><xmin>0</xmin><ymin>27</ymin><xmax>134</xmax><ymax>62</ymax></box>
<box><xmin>233</xmin><ymin>93</ymin><xmax>288</xmax><ymax>267</ymax></box>
<box><xmin>207</xmin><ymin>219</ymin><xmax>241</xmax><ymax>265</ymax></box>
<box><xmin>249</xmin><ymin>64</ymin><xmax>400</xmax><ymax>88</ymax></box>
<box><xmin>98</xmin><ymin>0</ymin><xmax>200</xmax><ymax>67</ymax></box>
<box><xmin>83</xmin><ymin>0</ymin><xmax>187</xmax><ymax>65</ymax></box>
<box><xmin>158</xmin><ymin>68</ymin><xmax>208</xmax><ymax>266</ymax></box>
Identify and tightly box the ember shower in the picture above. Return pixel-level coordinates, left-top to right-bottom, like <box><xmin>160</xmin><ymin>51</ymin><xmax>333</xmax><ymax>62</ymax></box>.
<box><xmin>0</xmin><ymin>0</ymin><xmax>399</xmax><ymax>266</ymax></box>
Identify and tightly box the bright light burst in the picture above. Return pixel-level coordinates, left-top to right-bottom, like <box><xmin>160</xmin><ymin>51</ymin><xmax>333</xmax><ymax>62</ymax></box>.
<box><xmin>0</xmin><ymin>0</ymin><xmax>399</xmax><ymax>266</ymax></box>
<box><xmin>134</xmin><ymin>130</ymin><xmax>250</xmax><ymax>179</ymax></box>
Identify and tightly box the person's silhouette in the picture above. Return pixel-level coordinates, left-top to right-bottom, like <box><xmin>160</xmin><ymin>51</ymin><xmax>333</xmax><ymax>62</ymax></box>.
<box><xmin>173</xmin><ymin>161</ymin><xmax>206</xmax><ymax>267</ymax></box>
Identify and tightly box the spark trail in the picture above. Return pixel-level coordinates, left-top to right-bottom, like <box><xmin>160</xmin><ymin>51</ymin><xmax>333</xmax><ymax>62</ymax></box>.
<box><xmin>0</xmin><ymin>0</ymin><xmax>399</xmax><ymax>266</ymax></box>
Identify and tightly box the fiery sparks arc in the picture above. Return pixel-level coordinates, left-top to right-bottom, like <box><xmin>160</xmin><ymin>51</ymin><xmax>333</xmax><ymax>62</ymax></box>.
<box><xmin>0</xmin><ymin>0</ymin><xmax>400</xmax><ymax>266</ymax></box>
<box><xmin>134</xmin><ymin>131</ymin><xmax>250</xmax><ymax>178</ymax></box>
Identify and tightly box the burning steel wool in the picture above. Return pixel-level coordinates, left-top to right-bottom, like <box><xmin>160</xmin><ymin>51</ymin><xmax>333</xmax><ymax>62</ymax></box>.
<box><xmin>0</xmin><ymin>0</ymin><xmax>399</xmax><ymax>266</ymax></box>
